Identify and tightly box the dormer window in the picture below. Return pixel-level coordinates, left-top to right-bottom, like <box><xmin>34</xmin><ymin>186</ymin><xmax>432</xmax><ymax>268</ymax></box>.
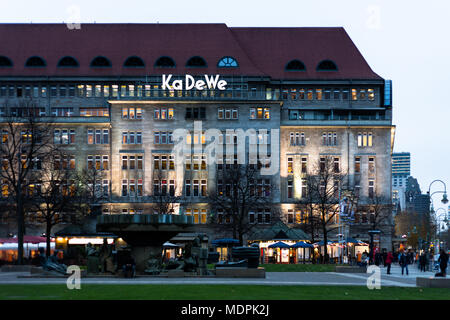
<box><xmin>155</xmin><ymin>56</ymin><xmax>175</xmax><ymax>68</ymax></box>
<box><xmin>285</xmin><ymin>60</ymin><xmax>305</xmax><ymax>71</ymax></box>
<box><xmin>57</xmin><ymin>56</ymin><xmax>79</xmax><ymax>67</ymax></box>
<box><xmin>124</xmin><ymin>56</ymin><xmax>145</xmax><ymax>68</ymax></box>
<box><xmin>25</xmin><ymin>56</ymin><xmax>46</xmax><ymax>67</ymax></box>
<box><xmin>0</xmin><ymin>56</ymin><xmax>13</xmax><ymax>67</ymax></box>
<box><xmin>317</xmin><ymin>60</ymin><xmax>337</xmax><ymax>71</ymax></box>
<box><xmin>90</xmin><ymin>56</ymin><xmax>111</xmax><ymax>68</ymax></box>
<box><xmin>217</xmin><ymin>56</ymin><xmax>238</xmax><ymax>68</ymax></box>
<box><xmin>186</xmin><ymin>56</ymin><xmax>207</xmax><ymax>68</ymax></box>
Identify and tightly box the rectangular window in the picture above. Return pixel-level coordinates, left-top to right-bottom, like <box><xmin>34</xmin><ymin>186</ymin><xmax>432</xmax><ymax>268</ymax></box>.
<box><xmin>193</xmin><ymin>180</ymin><xmax>199</xmax><ymax>197</ymax></box>
<box><xmin>153</xmin><ymin>180</ymin><xmax>160</xmax><ymax>195</ymax></box>
<box><xmin>316</xmin><ymin>89</ymin><xmax>323</xmax><ymax>100</ymax></box>
<box><xmin>95</xmin><ymin>85</ymin><xmax>102</xmax><ymax>97</ymax></box>
<box><xmin>122</xmin><ymin>179</ymin><xmax>128</xmax><ymax>197</ymax></box>
<box><xmin>185</xmin><ymin>180</ymin><xmax>191</xmax><ymax>197</ymax></box>
<box><xmin>368</xmin><ymin>179</ymin><xmax>375</xmax><ymax>199</ymax></box>
<box><xmin>169</xmin><ymin>180</ymin><xmax>175</xmax><ymax>197</ymax></box>
<box><xmin>185</xmin><ymin>107</ymin><xmax>206</xmax><ymax>120</ymax></box>
<box><xmin>301</xmin><ymin>157</ymin><xmax>307</xmax><ymax>174</ymax></box>
<box><xmin>368</xmin><ymin>157</ymin><xmax>375</xmax><ymax>173</ymax></box>
<box><xmin>122</xmin><ymin>155</ymin><xmax>128</xmax><ymax>170</ymax></box>
<box><xmin>80</xmin><ymin>108</ymin><xmax>109</xmax><ymax>117</ymax></box>
<box><xmin>333</xmin><ymin>157</ymin><xmax>340</xmax><ymax>173</ymax></box>
<box><xmin>357</xmin><ymin>132</ymin><xmax>373</xmax><ymax>147</ymax></box>
<box><xmin>355</xmin><ymin>157</ymin><xmax>361</xmax><ymax>173</ymax></box>
<box><xmin>102</xmin><ymin>155</ymin><xmax>109</xmax><ymax>170</ymax></box>
<box><xmin>287</xmin><ymin>157</ymin><xmax>293</xmax><ymax>174</ymax></box>
<box><xmin>351</xmin><ymin>88</ymin><xmax>358</xmax><ymax>100</ymax></box>
<box><xmin>201</xmin><ymin>180</ymin><xmax>207</xmax><ymax>197</ymax></box>
<box><xmin>368</xmin><ymin>89</ymin><xmax>375</xmax><ymax>101</ymax></box>
<box><xmin>287</xmin><ymin>180</ymin><xmax>293</xmax><ymax>199</ymax></box>
<box><xmin>129</xmin><ymin>156</ymin><xmax>135</xmax><ymax>170</ymax></box>
<box><xmin>129</xmin><ymin>179</ymin><xmax>136</xmax><ymax>197</ymax></box>
<box><xmin>137</xmin><ymin>179</ymin><xmax>143</xmax><ymax>197</ymax></box>
<box><xmin>301</xmin><ymin>178</ymin><xmax>307</xmax><ymax>197</ymax></box>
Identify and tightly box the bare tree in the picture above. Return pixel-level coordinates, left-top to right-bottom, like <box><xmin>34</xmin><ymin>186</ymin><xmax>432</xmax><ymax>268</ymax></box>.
<box><xmin>300</xmin><ymin>156</ymin><xmax>350</xmax><ymax>263</ymax></box>
<box><xmin>73</xmin><ymin>165</ymin><xmax>109</xmax><ymax>217</ymax></box>
<box><xmin>208</xmin><ymin>163</ymin><xmax>280</xmax><ymax>245</ymax></box>
<box><xmin>0</xmin><ymin>100</ymin><xmax>53</xmax><ymax>264</ymax></box>
<box><xmin>358</xmin><ymin>194</ymin><xmax>393</xmax><ymax>257</ymax></box>
<box><xmin>151</xmin><ymin>169</ymin><xmax>181</xmax><ymax>215</ymax></box>
<box><xmin>395</xmin><ymin>210</ymin><xmax>434</xmax><ymax>250</ymax></box>
<box><xmin>26</xmin><ymin>151</ymin><xmax>84</xmax><ymax>256</ymax></box>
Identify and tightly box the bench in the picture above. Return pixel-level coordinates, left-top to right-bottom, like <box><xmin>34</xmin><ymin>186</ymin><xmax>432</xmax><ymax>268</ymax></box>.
<box><xmin>416</xmin><ymin>277</ymin><xmax>450</xmax><ymax>288</ymax></box>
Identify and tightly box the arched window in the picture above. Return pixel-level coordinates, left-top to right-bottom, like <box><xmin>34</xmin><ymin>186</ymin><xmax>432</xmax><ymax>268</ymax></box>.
<box><xmin>186</xmin><ymin>56</ymin><xmax>207</xmax><ymax>68</ymax></box>
<box><xmin>217</xmin><ymin>56</ymin><xmax>238</xmax><ymax>68</ymax></box>
<box><xmin>124</xmin><ymin>56</ymin><xmax>145</xmax><ymax>68</ymax></box>
<box><xmin>90</xmin><ymin>56</ymin><xmax>112</xmax><ymax>67</ymax></box>
<box><xmin>285</xmin><ymin>60</ymin><xmax>306</xmax><ymax>71</ymax></box>
<box><xmin>317</xmin><ymin>60</ymin><xmax>338</xmax><ymax>71</ymax></box>
<box><xmin>0</xmin><ymin>56</ymin><xmax>13</xmax><ymax>67</ymax></box>
<box><xmin>154</xmin><ymin>56</ymin><xmax>175</xmax><ymax>68</ymax></box>
<box><xmin>25</xmin><ymin>56</ymin><xmax>46</xmax><ymax>67</ymax></box>
<box><xmin>57</xmin><ymin>56</ymin><xmax>79</xmax><ymax>67</ymax></box>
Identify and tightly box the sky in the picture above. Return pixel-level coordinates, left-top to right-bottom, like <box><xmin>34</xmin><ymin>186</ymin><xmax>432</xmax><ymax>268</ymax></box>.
<box><xmin>1</xmin><ymin>0</ymin><xmax>449</xmax><ymax>213</ymax></box>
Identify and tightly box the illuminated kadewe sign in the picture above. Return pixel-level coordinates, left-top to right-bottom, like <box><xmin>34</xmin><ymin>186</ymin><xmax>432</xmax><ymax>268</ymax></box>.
<box><xmin>161</xmin><ymin>74</ymin><xmax>227</xmax><ymax>91</ymax></box>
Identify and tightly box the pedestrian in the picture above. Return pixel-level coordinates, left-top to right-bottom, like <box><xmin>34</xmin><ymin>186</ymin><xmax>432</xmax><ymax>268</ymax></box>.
<box><xmin>385</xmin><ymin>251</ymin><xmax>393</xmax><ymax>274</ymax></box>
<box><xmin>361</xmin><ymin>252</ymin><xmax>368</xmax><ymax>267</ymax></box>
<box><xmin>399</xmin><ymin>251</ymin><xmax>409</xmax><ymax>275</ymax></box>
<box><xmin>356</xmin><ymin>251</ymin><xmax>362</xmax><ymax>266</ymax></box>
<box><xmin>419</xmin><ymin>252</ymin><xmax>427</xmax><ymax>272</ymax></box>
<box><xmin>437</xmin><ymin>249</ymin><xmax>448</xmax><ymax>277</ymax></box>
<box><xmin>375</xmin><ymin>249</ymin><xmax>381</xmax><ymax>266</ymax></box>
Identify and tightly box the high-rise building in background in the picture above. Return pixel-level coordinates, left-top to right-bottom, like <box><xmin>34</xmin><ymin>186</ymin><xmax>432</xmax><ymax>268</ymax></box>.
<box><xmin>392</xmin><ymin>152</ymin><xmax>411</xmax><ymax>212</ymax></box>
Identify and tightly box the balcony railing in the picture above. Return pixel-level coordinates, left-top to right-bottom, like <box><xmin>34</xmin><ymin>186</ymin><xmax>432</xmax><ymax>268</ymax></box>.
<box><xmin>110</xmin><ymin>89</ymin><xmax>270</xmax><ymax>101</ymax></box>
<box><xmin>97</xmin><ymin>213</ymin><xmax>194</xmax><ymax>226</ymax></box>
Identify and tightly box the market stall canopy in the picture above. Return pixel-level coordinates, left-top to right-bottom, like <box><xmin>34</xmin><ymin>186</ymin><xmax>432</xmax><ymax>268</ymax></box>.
<box><xmin>268</xmin><ymin>241</ymin><xmax>291</xmax><ymax>249</ymax></box>
<box><xmin>291</xmin><ymin>241</ymin><xmax>314</xmax><ymax>248</ymax></box>
<box><xmin>0</xmin><ymin>236</ymin><xmax>52</xmax><ymax>244</ymax></box>
<box><xmin>248</xmin><ymin>222</ymin><xmax>310</xmax><ymax>241</ymax></box>
<box><xmin>211</xmin><ymin>238</ymin><xmax>240</xmax><ymax>246</ymax></box>
<box><xmin>345</xmin><ymin>237</ymin><xmax>360</xmax><ymax>244</ymax></box>
<box><xmin>345</xmin><ymin>237</ymin><xmax>368</xmax><ymax>245</ymax></box>
<box><xmin>163</xmin><ymin>242</ymin><xmax>180</xmax><ymax>248</ymax></box>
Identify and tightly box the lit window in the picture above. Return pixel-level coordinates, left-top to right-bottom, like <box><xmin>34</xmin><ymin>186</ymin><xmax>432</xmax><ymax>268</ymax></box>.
<box><xmin>217</xmin><ymin>56</ymin><xmax>238</xmax><ymax>67</ymax></box>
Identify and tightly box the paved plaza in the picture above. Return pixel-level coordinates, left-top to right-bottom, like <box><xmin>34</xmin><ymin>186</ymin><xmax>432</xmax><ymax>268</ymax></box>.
<box><xmin>0</xmin><ymin>265</ymin><xmax>443</xmax><ymax>288</ymax></box>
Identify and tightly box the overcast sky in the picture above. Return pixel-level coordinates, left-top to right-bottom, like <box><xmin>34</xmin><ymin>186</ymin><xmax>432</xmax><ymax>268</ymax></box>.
<box><xmin>1</xmin><ymin>0</ymin><xmax>449</xmax><ymax>212</ymax></box>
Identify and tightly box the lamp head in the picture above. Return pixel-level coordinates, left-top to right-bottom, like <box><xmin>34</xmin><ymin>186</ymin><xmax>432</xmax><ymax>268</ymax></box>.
<box><xmin>441</xmin><ymin>193</ymin><xmax>448</xmax><ymax>204</ymax></box>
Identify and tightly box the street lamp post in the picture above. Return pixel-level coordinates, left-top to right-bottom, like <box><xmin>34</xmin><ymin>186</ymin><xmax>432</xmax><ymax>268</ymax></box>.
<box><xmin>433</xmin><ymin>208</ymin><xmax>449</xmax><ymax>253</ymax></box>
<box><xmin>427</xmin><ymin>180</ymin><xmax>448</xmax><ymax>255</ymax></box>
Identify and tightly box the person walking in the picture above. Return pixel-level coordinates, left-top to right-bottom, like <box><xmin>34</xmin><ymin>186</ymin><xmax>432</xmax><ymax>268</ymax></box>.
<box><xmin>437</xmin><ymin>249</ymin><xmax>448</xmax><ymax>277</ymax></box>
<box><xmin>419</xmin><ymin>252</ymin><xmax>427</xmax><ymax>272</ymax></box>
<box><xmin>385</xmin><ymin>251</ymin><xmax>393</xmax><ymax>275</ymax></box>
<box><xmin>399</xmin><ymin>251</ymin><xmax>409</xmax><ymax>275</ymax></box>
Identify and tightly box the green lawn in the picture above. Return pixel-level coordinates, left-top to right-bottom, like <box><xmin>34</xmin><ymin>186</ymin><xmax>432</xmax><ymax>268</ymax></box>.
<box><xmin>0</xmin><ymin>284</ymin><xmax>449</xmax><ymax>300</ymax></box>
<box><xmin>261</xmin><ymin>264</ymin><xmax>342</xmax><ymax>272</ymax></box>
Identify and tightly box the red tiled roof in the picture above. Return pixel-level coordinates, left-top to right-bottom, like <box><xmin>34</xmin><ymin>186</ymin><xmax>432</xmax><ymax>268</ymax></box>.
<box><xmin>0</xmin><ymin>23</ymin><xmax>382</xmax><ymax>80</ymax></box>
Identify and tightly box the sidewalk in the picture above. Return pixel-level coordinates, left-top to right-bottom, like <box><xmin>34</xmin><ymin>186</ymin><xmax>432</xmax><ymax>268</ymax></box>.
<box><xmin>380</xmin><ymin>263</ymin><xmax>440</xmax><ymax>278</ymax></box>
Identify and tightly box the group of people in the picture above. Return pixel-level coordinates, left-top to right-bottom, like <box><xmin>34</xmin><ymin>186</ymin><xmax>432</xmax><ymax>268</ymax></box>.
<box><xmin>356</xmin><ymin>248</ymin><xmax>449</xmax><ymax>277</ymax></box>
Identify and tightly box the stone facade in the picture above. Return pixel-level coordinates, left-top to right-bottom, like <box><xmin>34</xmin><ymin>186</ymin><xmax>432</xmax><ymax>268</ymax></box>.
<box><xmin>0</xmin><ymin>25</ymin><xmax>395</xmax><ymax>251</ymax></box>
